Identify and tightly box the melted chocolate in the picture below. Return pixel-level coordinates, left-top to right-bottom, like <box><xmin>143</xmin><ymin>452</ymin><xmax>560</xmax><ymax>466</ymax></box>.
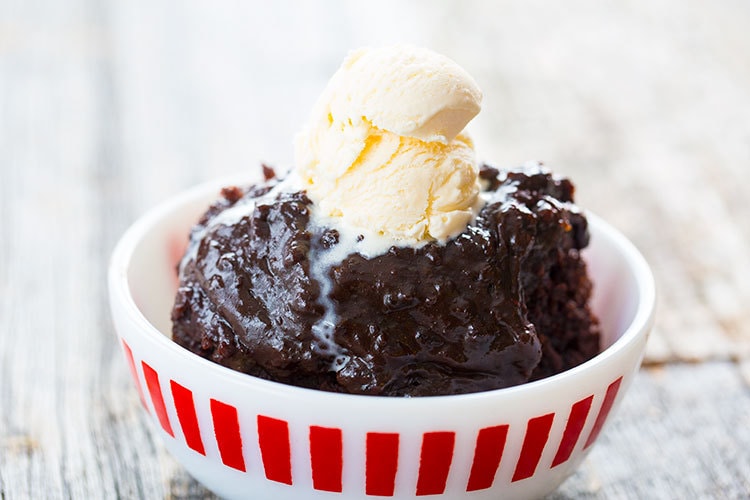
<box><xmin>171</xmin><ymin>164</ymin><xmax>600</xmax><ymax>396</ymax></box>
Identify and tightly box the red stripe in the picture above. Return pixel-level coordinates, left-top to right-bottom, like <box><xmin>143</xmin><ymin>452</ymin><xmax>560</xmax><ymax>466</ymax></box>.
<box><xmin>584</xmin><ymin>377</ymin><xmax>623</xmax><ymax>449</ymax></box>
<box><xmin>309</xmin><ymin>426</ymin><xmax>343</xmax><ymax>492</ymax></box>
<box><xmin>366</xmin><ymin>432</ymin><xmax>399</xmax><ymax>496</ymax></box>
<box><xmin>257</xmin><ymin>415</ymin><xmax>293</xmax><ymax>485</ymax></box>
<box><xmin>551</xmin><ymin>395</ymin><xmax>594</xmax><ymax>467</ymax></box>
<box><xmin>170</xmin><ymin>380</ymin><xmax>205</xmax><ymax>455</ymax></box>
<box><xmin>511</xmin><ymin>413</ymin><xmax>555</xmax><ymax>482</ymax></box>
<box><xmin>210</xmin><ymin>399</ymin><xmax>246</xmax><ymax>471</ymax></box>
<box><xmin>141</xmin><ymin>361</ymin><xmax>174</xmax><ymax>437</ymax></box>
<box><xmin>466</xmin><ymin>425</ymin><xmax>509</xmax><ymax>492</ymax></box>
<box><xmin>120</xmin><ymin>340</ymin><xmax>148</xmax><ymax>410</ymax></box>
<box><xmin>416</xmin><ymin>431</ymin><xmax>455</xmax><ymax>496</ymax></box>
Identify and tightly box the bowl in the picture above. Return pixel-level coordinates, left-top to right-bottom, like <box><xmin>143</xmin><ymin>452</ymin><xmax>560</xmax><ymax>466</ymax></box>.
<box><xmin>108</xmin><ymin>177</ymin><xmax>655</xmax><ymax>500</ymax></box>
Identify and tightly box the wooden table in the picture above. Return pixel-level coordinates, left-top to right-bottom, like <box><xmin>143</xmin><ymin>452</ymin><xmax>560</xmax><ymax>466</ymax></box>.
<box><xmin>2</xmin><ymin>1</ymin><xmax>749</xmax><ymax>497</ymax></box>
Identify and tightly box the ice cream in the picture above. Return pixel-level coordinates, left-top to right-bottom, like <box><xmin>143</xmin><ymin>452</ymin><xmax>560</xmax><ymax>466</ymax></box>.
<box><xmin>295</xmin><ymin>45</ymin><xmax>484</xmax><ymax>244</ymax></box>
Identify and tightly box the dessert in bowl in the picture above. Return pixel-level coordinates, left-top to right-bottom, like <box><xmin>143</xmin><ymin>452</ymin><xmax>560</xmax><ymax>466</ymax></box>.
<box><xmin>171</xmin><ymin>46</ymin><xmax>602</xmax><ymax>397</ymax></box>
<box><xmin>108</xmin><ymin>46</ymin><xmax>655</xmax><ymax>499</ymax></box>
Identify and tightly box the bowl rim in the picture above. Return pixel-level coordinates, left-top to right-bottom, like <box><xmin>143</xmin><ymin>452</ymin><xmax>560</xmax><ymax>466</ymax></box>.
<box><xmin>108</xmin><ymin>176</ymin><xmax>656</xmax><ymax>405</ymax></box>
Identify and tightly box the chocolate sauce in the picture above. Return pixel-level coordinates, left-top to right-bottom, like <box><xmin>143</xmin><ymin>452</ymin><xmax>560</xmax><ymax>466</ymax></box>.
<box><xmin>172</xmin><ymin>164</ymin><xmax>600</xmax><ymax>396</ymax></box>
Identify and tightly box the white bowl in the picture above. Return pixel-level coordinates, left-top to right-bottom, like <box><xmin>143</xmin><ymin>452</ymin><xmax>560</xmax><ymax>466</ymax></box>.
<box><xmin>108</xmin><ymin>178</ymin><xmax>655</xmax><ymax>500</ymax></box>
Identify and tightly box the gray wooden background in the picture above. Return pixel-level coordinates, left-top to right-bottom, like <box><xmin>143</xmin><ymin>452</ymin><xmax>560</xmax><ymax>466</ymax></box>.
<box><xmin>1</xmin><ymin>0</ymin><xmax>749</xmax><ymax>498</ymax></box>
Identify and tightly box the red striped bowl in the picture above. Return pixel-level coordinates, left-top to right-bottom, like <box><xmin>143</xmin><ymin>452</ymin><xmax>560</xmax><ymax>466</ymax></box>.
<box><xmin>109</xmin><ymin>178</ymin><xmax>655</xmax><ymax>499</ymax></box>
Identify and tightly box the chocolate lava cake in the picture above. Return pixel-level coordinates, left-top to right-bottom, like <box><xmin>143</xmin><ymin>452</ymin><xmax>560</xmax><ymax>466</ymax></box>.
<box><xmin>171</xmin><ymin>163</ymin><xmax>600</xmax><ymax>396</ymax></box>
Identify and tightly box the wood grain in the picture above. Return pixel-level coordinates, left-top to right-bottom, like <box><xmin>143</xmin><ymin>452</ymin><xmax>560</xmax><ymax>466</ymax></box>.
<box><xmin>1</xmin><ymin>0</ymin><xmax>749</xmax><ymax>498</ymax></box>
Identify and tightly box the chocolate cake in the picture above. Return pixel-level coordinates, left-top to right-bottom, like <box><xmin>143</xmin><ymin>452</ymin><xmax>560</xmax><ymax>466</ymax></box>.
<box><xmin>171</xmin><ymin>163</ymin><xmax>600</xmax><ymax>396</ymax></box>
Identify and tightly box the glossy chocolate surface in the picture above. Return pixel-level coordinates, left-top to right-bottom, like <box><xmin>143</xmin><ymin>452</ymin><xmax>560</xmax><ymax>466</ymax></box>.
<box><xmin>172</xmin><ymin>164</ymin><xmax>600</xmax><ymax>396</ymax></box>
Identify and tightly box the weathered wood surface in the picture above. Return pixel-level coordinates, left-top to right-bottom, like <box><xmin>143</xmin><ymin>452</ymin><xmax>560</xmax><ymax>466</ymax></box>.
<box><xmin>1</xmin><ymin>0</ymin><xmax>749</xmax><ymax>498</ymax></box>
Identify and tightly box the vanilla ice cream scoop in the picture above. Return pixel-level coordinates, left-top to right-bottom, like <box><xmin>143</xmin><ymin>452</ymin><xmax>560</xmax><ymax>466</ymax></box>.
<box><xmin>295</xmin><ymin>45</ymin><xmax>484</xmax><ymax>244</ymax></box>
